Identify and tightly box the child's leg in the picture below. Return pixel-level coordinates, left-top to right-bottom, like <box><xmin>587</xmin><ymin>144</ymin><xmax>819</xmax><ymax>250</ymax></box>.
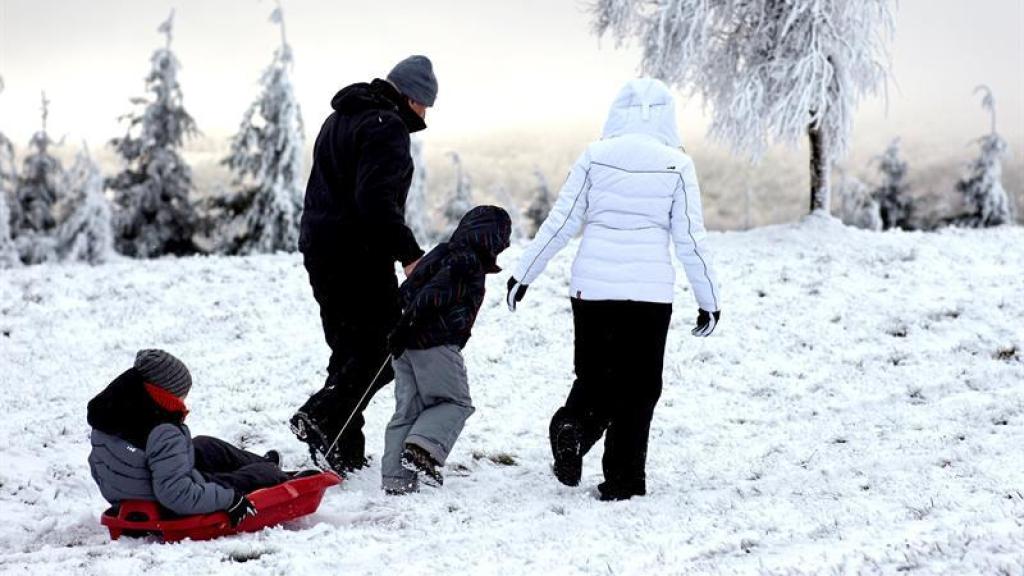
<box><xmin>382</xmin><ymin>353</ymin><xmax>424</xmax><ymax>492</ymax></box>
<box><xmin>204</xmin><ymin>462</ymin><xmax>290</xmax><ymax>495</ymax></box>
<box><xmin>193</xmin><ymin>435</ymin><xmax>274</xmax><ymax>474</ymax></box>
<box><xmin>403</xmin><ymin>346</ymin><xmax>474</xmax><ymax>466</ymax></box>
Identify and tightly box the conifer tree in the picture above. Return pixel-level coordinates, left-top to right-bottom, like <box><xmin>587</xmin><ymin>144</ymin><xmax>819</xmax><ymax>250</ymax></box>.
<box><xmin>404</xmin><ymin>136</ymin><xmax>433</xmax><ymax>244</ymax></box>
<box><xmin>58</xmin><ymin>146</ymin><xmax>115</xmax><ymax>264</ymax></box>
<box><xmin>109</xmin><ymin>10</ymin><xmax>198</xmax><ymax>257</ymax></box>
<box><xmin>443</xmin><ymin>151</ymin><xmax>472</xmax><ymax>234</ymax></box>
<box><xmin>954</xmin><ymin>86</ymin><xmax>1012</xmax><ymax>227</ymax></box>
<box><xmin>220</xmin><ymin>2</ymin><xmax>306</xmax><ymax>254</ymax></box>
<box><xmin>13</xmin><ymin>92</ymin><xmax>64</xmax><ymax>264</ymax></box>
<box><xmin>0</xmin><ymin>77</ymin><xmax>19</xmax><ymax>268</ymax></box>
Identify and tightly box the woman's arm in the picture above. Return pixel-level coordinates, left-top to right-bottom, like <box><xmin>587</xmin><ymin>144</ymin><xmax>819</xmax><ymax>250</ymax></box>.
<box><xmin>669</xmin><ymin>158</ymin><xmax>720</xmax><ymax>313</ymax></box>
<box><xmin>513</xmin><ymin>150</ymin><xmax>592</xmax><ymax>286</ymax></box>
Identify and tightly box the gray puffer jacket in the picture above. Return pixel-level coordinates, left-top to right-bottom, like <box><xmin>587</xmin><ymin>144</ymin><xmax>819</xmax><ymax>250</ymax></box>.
<box><xmin>89</xmin><ymin>423</ymin><xmax>236</xmax><ymax>516</ymax></box>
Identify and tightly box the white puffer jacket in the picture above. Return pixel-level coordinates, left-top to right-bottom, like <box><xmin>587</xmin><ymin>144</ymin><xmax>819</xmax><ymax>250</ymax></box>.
<box><xmin>514</xmin><ymin>78</ymin><xmax>720</xmax><ymax>311</ymax></box>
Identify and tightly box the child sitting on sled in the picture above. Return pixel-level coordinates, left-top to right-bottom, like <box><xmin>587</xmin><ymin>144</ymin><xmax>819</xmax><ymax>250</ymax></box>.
<box><xmin>382</xmin><ymin>205</ymin><xmax>512</xmax><ymax>494</ymax></box>
<box><xmin>87</xmin><ymin>349</ymin><xmax>297</xmax><ymax>526</ymax></box>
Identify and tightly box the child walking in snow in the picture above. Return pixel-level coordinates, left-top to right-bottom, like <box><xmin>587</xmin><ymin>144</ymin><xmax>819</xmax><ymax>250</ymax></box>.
<box><xmin>382</xmin><ymin>205</ymin><xmax>511</xmax><ymax>494</ymax></box>
<box><xmin>87</xmin><ymin>350</ymin><xmax>300</xmax><ymax>525</ymax></box>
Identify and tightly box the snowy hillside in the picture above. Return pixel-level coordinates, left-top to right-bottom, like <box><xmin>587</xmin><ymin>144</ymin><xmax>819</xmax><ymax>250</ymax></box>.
<box><xmin>1</xmin><ymin>218</ymin><xmax>1022</xmax><ymax>575</ymax></box>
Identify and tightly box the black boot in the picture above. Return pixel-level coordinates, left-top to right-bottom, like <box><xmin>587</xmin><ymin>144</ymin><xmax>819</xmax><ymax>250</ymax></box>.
<box><xmin>401</xmin><ymin>444</ymin><xmax>443</xmax><ymax>487</ymax></box>
<box><xmin>550</xmin><ymin>417</ymin><xmax>583</xmax><ymax>487</ymax></box>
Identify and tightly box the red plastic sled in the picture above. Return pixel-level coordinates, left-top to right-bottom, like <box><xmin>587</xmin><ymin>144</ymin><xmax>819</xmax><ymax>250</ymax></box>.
<box><xmin>101</xmin><ymin>471</ymin><xmax>341</xmax><ymax>542</ymax></box>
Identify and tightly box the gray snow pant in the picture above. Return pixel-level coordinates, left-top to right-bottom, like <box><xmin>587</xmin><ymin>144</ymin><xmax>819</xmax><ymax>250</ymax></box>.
<box><xmin>382</xmin><ymin>345</ymin><xmax>474</xmax><ymax>492</ymax></box>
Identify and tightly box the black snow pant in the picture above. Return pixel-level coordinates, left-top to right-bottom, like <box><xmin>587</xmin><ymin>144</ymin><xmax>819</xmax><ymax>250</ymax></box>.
<box><xmin>193</xmin><ymin>436</ymin><xmax>289</xmax><ymax>495</ymax></box>
<box><xmin>298</xmin><ymin>252</ymin><xmax>399</xmax><ymax>467</ymax></box>
<box><xmin>551</xmin><ymin>298</ymin><xmax>672</xmax><ymax>498</ymax></box>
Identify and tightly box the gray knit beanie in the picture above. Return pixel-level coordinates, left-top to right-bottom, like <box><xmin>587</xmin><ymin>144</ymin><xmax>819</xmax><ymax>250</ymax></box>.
<box><xmin>135</xmin><ymin>349</ymin><xmax>192</xmax><ymax>399</ymax></box>
<box><xmin>387</xmin><ymin>55</ymin><xmax>438</xmax><ymax>107</ymax></box>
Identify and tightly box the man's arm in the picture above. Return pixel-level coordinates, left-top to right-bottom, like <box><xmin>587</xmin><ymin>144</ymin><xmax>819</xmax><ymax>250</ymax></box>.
<box><xmin>353</xmin><ymin>114</ymin><xmax>424</xmax><ymax>266</ymax></box>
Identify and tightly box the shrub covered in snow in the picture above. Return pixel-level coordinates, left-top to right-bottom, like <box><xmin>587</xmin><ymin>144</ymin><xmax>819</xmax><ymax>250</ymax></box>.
<box><xmin>108</xmin><ymin>10</ymin><xmax>199</xmax><ymax>258</ymax></box>
<box><xmin>838</xmin><ymin>174</ymin><xmax>882</xmax><ymax>231</ymax></box>
<box><xmin>218</xmin><ymin>5</ymin><xmax>305</xmax><ymax>255</ymax></box>
<box><xmin>953</xmin><ymin>86</ymin><xmax>1012</xmax><ymax>228</ymax></box>
<box><xmin>592</xmin><ymin>0</ymin><xmax>894</xmax><ymax>213</ymax></box>
<box><xmin>525</xmin><ymin>167</ymin><xmax>552</xmax><ymax>238</ymax></box>
<box><xmin>872</xmin><ymin>138</ymin><xmax>914</xmax><ymax>230</ymax></box>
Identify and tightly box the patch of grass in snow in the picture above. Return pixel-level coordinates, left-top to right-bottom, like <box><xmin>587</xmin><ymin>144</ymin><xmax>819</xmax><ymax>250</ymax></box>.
<box><xmin>471</xmin><ymin>450</ymin><xmax>519</xmax><ymax>466</ymax></box>
<box><xmin>994</xmin><ymin>346</ymin><xmax>1018</xmax><ymax>362</ymax></box>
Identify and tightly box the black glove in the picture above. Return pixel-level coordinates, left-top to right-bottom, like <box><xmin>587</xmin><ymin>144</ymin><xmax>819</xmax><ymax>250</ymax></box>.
<box><xmin>226</xmin><ymin>493</ymin><xmax>257</xmax><ymax>527</ymax></box>
<box><xmin>691</xmin><ymin>309</ymin><xmax>721</xmax><ymax>337</ymax></box>
<box><xmin>506</xmin><ymin>277</ymin><xmax>529</xmax><ymax>312</ymax></box>
<box><xmin>388</xmin><ymin>322</ymin><xmax>411</xmax><ymax>357</ymax></box>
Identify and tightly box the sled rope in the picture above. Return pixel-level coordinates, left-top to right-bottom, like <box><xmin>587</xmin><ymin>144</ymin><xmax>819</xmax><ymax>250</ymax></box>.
<box><xmin>323</xmin><ymin>353</ymin><xmax>393</xmax><ymax>460</ymax></box>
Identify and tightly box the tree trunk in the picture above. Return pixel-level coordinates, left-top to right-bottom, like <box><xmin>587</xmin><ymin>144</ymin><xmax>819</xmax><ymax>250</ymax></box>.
<box><xmin>808</xmin><ymin>123</ymin><xmax>831</xmax><ymax>213</ymax></box>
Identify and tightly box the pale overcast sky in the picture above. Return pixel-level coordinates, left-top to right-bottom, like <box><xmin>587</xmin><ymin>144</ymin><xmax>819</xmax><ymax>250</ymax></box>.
<box><xmin>0</xmin><ymin>0</ymin><xmax>1021</xmax><ymax>150</ymax></box>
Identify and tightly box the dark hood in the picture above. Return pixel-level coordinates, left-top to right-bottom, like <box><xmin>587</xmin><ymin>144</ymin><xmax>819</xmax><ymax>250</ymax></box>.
<box><xmin>450</xmin><ymin>205</ymin><xmax>512</xmax><ymax>273</ymax></box>
<box><xmin>331</xmin><ymin>79</ymin><xmax>427</xmax><ymax>133</ymax></box>
<box><xmin>87</xmin><ymin>368</ymin><xmax>185</xmax><ymax>449</ymax></box>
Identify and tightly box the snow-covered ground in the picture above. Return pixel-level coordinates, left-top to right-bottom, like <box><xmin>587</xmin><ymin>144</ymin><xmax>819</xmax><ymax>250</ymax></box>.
<box><xmin>1</xmin><ymin>218</ymin><xmax>1022</xmax><ymax>575</ymax></box>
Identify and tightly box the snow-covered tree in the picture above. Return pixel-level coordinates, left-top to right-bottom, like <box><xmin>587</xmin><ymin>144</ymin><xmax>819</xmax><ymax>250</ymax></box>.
<box><xmin>220</xmin><ymin>3</ymin><xmax>305</xmax><ymax>254</ymax></box>
<box><xmin>954</xmin><ymin>86</ymin><xmax>1012</xmax><ymax>228</ymax></box>
<box><xmin>0</xmin><ymin>77</ymin><xmax>20</xmax><ymax>268</ymax></box>
<box><xmin>57</xmin><ymin>147</ymin><xmax>115</xmax><ymax>264</ymax></box>
<box><xmin>837</xmin><ymin>173</ymin><xmax>881</xmax><ymax>231</ymax></box>
<box><xmin>13</xmin><ymin>92</ymin><xmax>65</xmax><ymax>264</ymax></box>
<box><xmin>405</xmin><ymin>135</ymin><xmax>434</xmax><ymax>244</ymax></box>
<box><xmin>872</xmin><ymin>138</ymin><xmax>913</xmax><ymax>230</ymax></box>
<box><xmin>443</xmin><ymin>151</ymin><xmax>473</xmax><ymax>234</ymax></box>
<box><xmin>593</xmin><ymin>0</ymin><xmax>894</xmax><ymax>213</ymax></box>
<box><xmin>108</xmin><ymin>10</ymin><xmax>198</xmax><ymax>258</ymax></box>
<box><xmin>525</xmin><ymin>167</ymin><xmax>552</xmax><ymax>238</ymax></box>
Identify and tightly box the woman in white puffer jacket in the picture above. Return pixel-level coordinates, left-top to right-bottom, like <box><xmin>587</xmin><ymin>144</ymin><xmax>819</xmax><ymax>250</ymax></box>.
<box><xmin>506</xmin><ymin>78</ymin><xmax>721</xmax><ymax>501</ymax></box>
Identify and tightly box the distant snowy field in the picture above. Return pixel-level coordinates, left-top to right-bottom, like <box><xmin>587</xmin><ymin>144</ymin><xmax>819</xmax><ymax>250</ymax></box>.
<box><xmin>1</xmin><ymin>218</ymin><xmax>1022</xmax><ymax>575</ymax></box>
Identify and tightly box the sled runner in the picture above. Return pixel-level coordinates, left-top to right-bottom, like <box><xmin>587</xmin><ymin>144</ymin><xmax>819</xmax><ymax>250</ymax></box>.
<box><xmin>101</xmin><ymin>471</ymin><xmax>341</xmax><ymax>542</ymax></box>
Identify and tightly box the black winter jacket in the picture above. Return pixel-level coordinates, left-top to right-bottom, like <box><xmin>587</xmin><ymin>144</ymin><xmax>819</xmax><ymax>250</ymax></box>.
<box><xmin>391</xmin><ymin>206</ymin><xmax>512</xmax><ymax>352</ymax></box>
<box><xmin>299</xmin><ymin>79</ymin><xmax>425</xmax><ymax>267</ymax></box>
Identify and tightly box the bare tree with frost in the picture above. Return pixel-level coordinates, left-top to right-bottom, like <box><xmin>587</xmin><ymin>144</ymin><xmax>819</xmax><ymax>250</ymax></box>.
<box><xmin>837</xmin><ymin>173</ymin><xmax>881</xmax><ymax>231</ymax></box>
<box><xmin>13</xmin><ymin>92</ymin><xmax>64</xmax><ymax>264</ymax></box>
<box><xmin>220</xmin><ymin>3</ymin><xmax>305</xmax><ymax>254</ymax></box>
<box><xmin>592</xmin><ymin>0</ymin><xmax>894</xmax><ymax>213</ymax></box>
<box><xmin>108</xmin><ymin>10</ymin><xmax>198</xmax><ymax>258</ymax></box>
<box><xmin>871</xmin><ymin>138</ymin><xmax>912</xmax><ymax>230</ymax></box>
<box><xmin>953</xmin><ymin>86</ymin><xmax>1012</xmax><ymax>228</ymax></box>
<box><xmin>57</xmin><ymin>146</ymin><xmax>115</xmax><ymax>264</ymax></box>
<box><xmin>443</xmin><ymin>151</ymin><xmax>473</xmax><ymax>234</ymax></box>
<box><xmin>404</xmin><ymin>136</ymin><xmax>434</xmax><ymax>244</ymax></box>
<box><xmin>525</xmin><ymin>167</ymin><xmax>552</xmax><ymax>238</ymax></box>
<box><xmin>0</xmin><ymin>77</ymin><xmax>20</xmax><ymax>268</ymax></box>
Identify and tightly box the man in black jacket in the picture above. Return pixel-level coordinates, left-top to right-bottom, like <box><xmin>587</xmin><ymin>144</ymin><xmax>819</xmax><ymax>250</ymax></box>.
<box><xmin>291</xmin><ymin>55</ymin><xmax>438</xmax><ymax>474</ymax></box>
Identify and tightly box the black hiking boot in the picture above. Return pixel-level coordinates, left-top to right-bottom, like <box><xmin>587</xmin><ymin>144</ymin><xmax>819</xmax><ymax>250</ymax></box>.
<box><xmin>551</xmin><ymin>420</ymin><xmax>583</xmax><ymax>487</ymax></box>
<box><xmin>596</xmin><ymin>480</ymin><xmax>645</xmax><ymax>502</ymax></box>
<box><xmin>401</xmin><ymin>444</ymin><xmax>443</xmax><ymax>487</ymax></box>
